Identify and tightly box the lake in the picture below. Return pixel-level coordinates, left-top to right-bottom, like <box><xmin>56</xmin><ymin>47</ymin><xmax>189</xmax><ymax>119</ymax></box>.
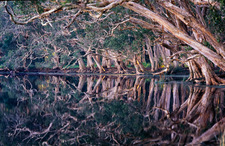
<box><xmin>0</xmin><ymin>74</ymin><xmax>225</xmax><ymax>145</ymax></box>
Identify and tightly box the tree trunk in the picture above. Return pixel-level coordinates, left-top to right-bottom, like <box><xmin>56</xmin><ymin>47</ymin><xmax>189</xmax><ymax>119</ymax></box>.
<box><xmin>153</xmin><ymin>45</ymin><xmax>160</xmax><ymax>70</ymax></box>
<box><xmin>146</xmin><ymin>40</ymin><xmax>155</xmax><ymax>71</ymax></box>
<box><xmin>87</xmin><ymin>54</ymin><xmax>94</xmax><ymax>71</ymax></box>
<box><xmin>187</xmin><ymin>56</ymin><xmax>225</xmax><ymax>85</ymax></box>
<box><xmin>172</xmin><ymin>45</ymin><xmax>179</xmax><ymax>68</ymax></box>
<box><xmin>160</xmin><ymin>46</ymin><xmax>169</xmax><ymax>66</ymax></box>
<box><xmin>53</xmin><ymin>45</ymin><xmax>60</xmax><ymax>69</ymax></box>
<box><xmin>86</xmin><ymin>47</ymin><xmax>94</xmax><ymax>71</ymax></box>
<box><xmin>103</xmin><ymin>50</ymin><xmax>112</xmax><ymax>68</ymax></box>
<box><xmin>107</xmin><ymin>59</ymin><xmax>111</xmax><ymax>69</ymax></box>
<box><xmin>133</xmin><ymin>55</ymin><xmax>143</xmax><ymax>74</ymax></box>
<box><xmin>95</xmin><ymin>48</ymin><xmax>101</xmax><ymax>63</ymax></box>
<box><xmin>78</xmin><ymin>57</ymin><xmax>86</xmax><ymax>72</ymax></box>
<box><xmin>118</xmin><ymin>58</ymin><xmax>127</xmax><ymax>72</ymax></box>
<box><xmin>198</xmin><ymin>57</ymin><xmax>225</xmax><ymax>85</ymax></box>
<box><xmin>142</xmin><ymin>45</ymin><xmax>146</xmax><ymax>63</ymax></box>
<box><xmin>173</xmin><ymin>55</ymin><xmax>179</xmax><ymax>68</ymax></box>
<box><xmin>138</xmin><ymin>60</ymin><xmax>145</xmax><ymax>72</ymax></box>
<box><xmin>112</xmin><ymin>58</ymin><xmax>124</xmax><ymax>73</ymax></box>
<box><xmin>102</xmin><ymin>56</ymin><xmax>108</xmax><ymax>68</ymax></box>
<box><xmin>187</xmin><ymin>60</ymin><xmax>203</xmax><ymax>83</ymax></box>
<box><xmin>92</xmin><ymin>55</ymin><xmax>103</xmax><ymax>73</ymax></box>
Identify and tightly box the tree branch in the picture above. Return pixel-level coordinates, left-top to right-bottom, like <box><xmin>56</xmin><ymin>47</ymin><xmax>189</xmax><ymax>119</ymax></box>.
<box><xmin>65</xmin><ymin>9</ymin><xmax>82</xmax><ymax>29</ymax></box>
<box><xmin>5</xmin><ymin>4</ymin><xmax>63</xmax><ymax>25</ymax></box>
<box><xmin>189</xmin><ymin>0</ymin><xmax>221</xmax><ymax>9</ymax></box>
<box><xmin>111</xmin><ymin>18</ymin><xmax>130</xmax><ymax>35</ymax></box>
<box><xmin>123</xmin><ymin>1</ymin><xmax>225</xmax><ymax>71</ymax></box>
<box><xmin>129</xmin><ymin>17</ymin><xmax>162</xmax><ymax>32</ymax></box>
<box><xmin>87</xmin><ymin>0</ymin><xmax>124</xmax><ymax>12</ymax></box>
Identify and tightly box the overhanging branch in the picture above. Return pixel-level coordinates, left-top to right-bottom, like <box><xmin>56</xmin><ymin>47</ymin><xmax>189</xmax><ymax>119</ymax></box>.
<box><xmin>5</xmin><ymin>3</ymin><xmax>63</xmax><ymax>25</ymax></box>
<box><xmin>87</xmin><ymin>0</ymin><xmax>124</xmax><ymax>12</ymax></box>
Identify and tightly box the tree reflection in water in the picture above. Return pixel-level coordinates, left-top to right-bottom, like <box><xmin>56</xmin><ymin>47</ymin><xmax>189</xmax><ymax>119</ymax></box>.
<box><xmin>0</xmin><ymin>75</ymin><xmax>224</xmax><ymax>145</ymax></box>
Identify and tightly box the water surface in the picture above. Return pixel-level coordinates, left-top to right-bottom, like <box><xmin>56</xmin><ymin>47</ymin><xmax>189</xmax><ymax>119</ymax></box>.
<box><xmin>0</xmin><ymin>75</ymin><xmax>225</xmax><ymax>145</ymax></box>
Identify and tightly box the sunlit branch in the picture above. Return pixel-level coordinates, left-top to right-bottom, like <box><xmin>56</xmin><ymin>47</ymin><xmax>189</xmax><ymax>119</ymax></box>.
<box><xmin>189</xmin><ymin>0</ymin><xmax>221</xmax><ymax>9</ymax></box>
<box><xmin>87</xmin><ymin>0</ymin><xmax>124</xmax><ymax>12</ymax></box>
<box><xmin>41</xmin><ymin>18</ymin><xmax>53</xmax><ymax>27</ymax></box>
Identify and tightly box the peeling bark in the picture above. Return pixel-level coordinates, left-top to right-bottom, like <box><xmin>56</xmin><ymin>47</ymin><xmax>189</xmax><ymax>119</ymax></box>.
<box><xmin>198</xmin><ymin>57</ymin><xmax>225</xmax><ymax>85</ymax></box>
<box><xmin>160</xmin><ymin>1</ymin><xmax>225</xmax><ymax>59</ymax></box>
<box><xmin>145</xmin><ymin>36</ymin><xmax>155</xmax><ymax>71</ymax></box>
<box><xmin>78</xmin><ymin>57</ymin><xmax>86</xmax><ymax>72</ymax></box>
<box><xmin>133</xmin><ymin>55</ymin><xmax>144</xmax><ymax>74</ymax></box>
<box><xmin>86</xmin><ymin>48</ymin><xmax>94</xmax><ymax>71</ymax></box>
<box><xmin>187</xmin><ymin>60</ymin><xmax>203</xmax><ymax>82</ymax></box>
<box><xmin>123</xmin><ymin>2</ymin><xmax>225</xmax><ymax>71</ymax></box>
<box><xmin>92</xmin><ymin>55</ymin><xmax>103</xmax><ymax>73</ymax></box>
<box><xmin>102</xmin><ymin>56</ymin><xmax>108</xmax><ymax>68</ymax></box>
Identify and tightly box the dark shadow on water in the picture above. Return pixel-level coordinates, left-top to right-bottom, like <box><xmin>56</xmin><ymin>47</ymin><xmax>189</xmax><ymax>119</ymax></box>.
<box><xmin>0</xmin><ymin>75</ymin><xmax>225</xmax><ymax>145</ymax></box>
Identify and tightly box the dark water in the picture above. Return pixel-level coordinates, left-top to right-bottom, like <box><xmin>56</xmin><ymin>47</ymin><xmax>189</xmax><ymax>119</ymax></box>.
<box><xmin>0</xmin><ymin>75</ymin><xmax>225</xmax><ymax>145</ymax></box>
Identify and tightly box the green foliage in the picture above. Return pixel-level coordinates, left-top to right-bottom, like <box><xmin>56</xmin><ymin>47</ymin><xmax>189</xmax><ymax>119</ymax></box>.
<box><xmin>184</xmin><ymin>46</ymin><xmax>193</xmax><ymax>51</ymax></box>
<box><xmin>207</xmin><ymin>1</ymin><xmax>225</xmax><ymax>41</ymax></box>
<box><xmin>0</xmin><ymin>33</ymin><xmax>15</xmax><ymax>51</ymax></box>
<box><xmin>104</xmin><ymin>29</ymin><xmax>143</xmax><ymax>52</ymax></box>
<box><xmin>11</xmin><ymin>1</ymin><xmax>36</xmax><ymax>15</ymax></box>
<box><xmin>203</xmin><ymin>40</ymin><xmax>217</xmax><ymax>52</ymax></box>
<box><xmin>142</xmin><ymin>62</ymin><xmax>151</xmax><ymax>68</ymax></box>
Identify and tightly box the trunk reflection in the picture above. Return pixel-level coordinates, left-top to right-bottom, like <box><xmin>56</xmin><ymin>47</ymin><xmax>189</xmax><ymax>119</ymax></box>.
<box><xmin>0</xmin><ymin>75</ymin><xmax>224</xmax><ymax>145</ymax></box>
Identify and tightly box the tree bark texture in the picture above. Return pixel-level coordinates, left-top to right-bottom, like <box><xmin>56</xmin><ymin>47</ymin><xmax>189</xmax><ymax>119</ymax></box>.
<box><xmin>123</xmin><ymin>2</ymin><xmax>225</xmax><ymax>71</ymax></box>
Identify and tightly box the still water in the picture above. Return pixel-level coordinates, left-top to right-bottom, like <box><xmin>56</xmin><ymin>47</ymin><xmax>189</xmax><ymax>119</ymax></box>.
<box><xmin>0</xmin><ymin>74</ymin><xmax>225</xmax><ymax>145</ymax></box>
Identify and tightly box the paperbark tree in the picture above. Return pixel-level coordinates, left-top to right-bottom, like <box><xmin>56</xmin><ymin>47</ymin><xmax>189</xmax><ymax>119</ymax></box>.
<box><xmin>4</xmin><ymin>0</ymin><xmax>225</xmax><ymax>84</ymax></box>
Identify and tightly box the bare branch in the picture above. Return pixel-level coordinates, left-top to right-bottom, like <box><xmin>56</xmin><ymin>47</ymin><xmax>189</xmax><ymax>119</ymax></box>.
<box><xmin>87</xmin><ymin>0</ymin><xmax>124</xmax><ymax>12</ymax></box>
<box><xmin>169</xmin><ymin>54</ymin><xmax>201</xmax><ymax>64</ymax></box>
<box><xmin>129</xmin><ymin>17</ymin><xmax>162</xmax><ymax>32</ymax></box>
<box><xmin>169</xmin><ymin>50</ymin><xmax>199</xmax><ymax>58</ymax></box>
<box><xmin>5</xmin><ymin>4</ymin><xmax>63</xmax><ymax>25</ymax></box>
<box><xmin>111</xmin><ymin>19</ymin><xmax>130</xmax><ymax>35</ymax></box>
<box><xmin>41</xmin><ymin>18</ymin><xmax>53</xmax><ymax>27</ymax></box>
<box><xmin>189</xmin><ymin>0</ymin><xmax>221</xmax><ymax>9</ymax></box>
<box><xmin>65</xmin><ymin>9</ymin><xmax>82</xmax><ymax>29</ymax></box>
